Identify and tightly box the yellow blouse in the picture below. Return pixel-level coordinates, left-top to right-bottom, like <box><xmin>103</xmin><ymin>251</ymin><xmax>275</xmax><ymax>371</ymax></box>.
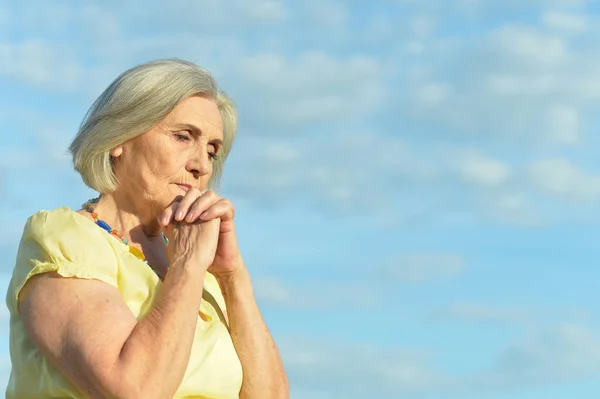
<box><xmin>5</xmin><ymin>207</ymin><xmax>243</xmax><ymax>398</ymax></box>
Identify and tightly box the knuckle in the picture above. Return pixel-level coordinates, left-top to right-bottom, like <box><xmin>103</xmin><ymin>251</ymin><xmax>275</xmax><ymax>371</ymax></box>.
<box><xmin>225</xmin><ymin>200</ymin><xmax>235</xmax><ymax>214</ymax></box>
<box><xmin>189</xmin><ymin>200</ymin><xmax>203</xmax><ymax>210</ymax></box>
<box><xmin>205</xmin><ymin>190</ymin><xmax>220</xmax><ymax>200</ymax></box>
<box><xmin>218</xmin><ymin>197</ymin><xmax>232</xmax><ymax>207</ymax></box>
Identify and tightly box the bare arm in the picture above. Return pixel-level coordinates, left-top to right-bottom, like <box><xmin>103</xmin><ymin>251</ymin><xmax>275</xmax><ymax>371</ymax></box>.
<box><xmin>19</xmin><ymin>216</ymin><xmax>221</xmax><ymax>399</ymax></box>
<box><xmin>20</xmin><ymin>256</ymin><xmax>205</xmax><ymax>399</ymax></box>
<box><xmin>216</xmin><ymin>264</ymin><xmax>289</xmax><ymax>399</ymax></box>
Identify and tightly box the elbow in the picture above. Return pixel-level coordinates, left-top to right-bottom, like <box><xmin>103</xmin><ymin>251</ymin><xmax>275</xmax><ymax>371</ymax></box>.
<box><xmin>280</xmin><ymin>376</ymin><xmax>290</xmax><ymax>399</ymax></box>
<box><xmin>99</xmin><ymin>367</ymin><xmax>175</xmax><ymax>399</ymax></box>
<box><xmin>269</xmin><ymin>374</ymin><xmax>291</xmax><ymax>399</ymax></box>
<box><xmin>108</xmin><ymin>384</ymin><xmax>172</xmax><ymax>399</ymax></box>
<box><xmin>240</xmin><ymin>374</ymin><xmax>290</xmax><ymax>399</ymax></box>
<box><xmin>275</xmin><ymin>367</ymin><xmax>290</xmax><ymax>399</ymax></box>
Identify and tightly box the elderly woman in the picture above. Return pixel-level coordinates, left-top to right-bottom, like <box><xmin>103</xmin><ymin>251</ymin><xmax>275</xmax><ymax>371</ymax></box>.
<box><xmin>5</xmin><ymin>59</ymin><xmax>289</xmax><ymax>399</ymax></box>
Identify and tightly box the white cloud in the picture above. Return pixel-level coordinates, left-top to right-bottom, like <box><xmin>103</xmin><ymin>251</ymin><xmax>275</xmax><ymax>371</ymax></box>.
<box><xmin>0</xmin><ymin>117</ymin><xmax>73</xmax><ymax>171</ymax></box>
<box><xmin>15</xmin><ymin>4</ymin><xmax>73</xmax><ymax>34</ymax></box>
<box><xmin>547</xmin><ymin>104</ymin><xmax>581</xmax><ymax>143</ymax></box>
<box><xmin>431</xmin><ymin>302</ymin><xmax>589</xmax><ymax>326</ymax></box>
<box><xmin>0</xmin><ymin>147</ymin><xmax>38</xmax><ymax>170</ymax></box>
<box><xmin>453</xmin><ymin>0</ymin><xmax>590</xmax><ymax>13</ymax></box>
<box><xmin>416</xmin><ymin>82</ymin><xmax>451</xmax><ymax>106</ymax></box>
<box><xmin>458</xmin><ymin>154</ymin><xmax>510</xmax><ymax>187</ymax></box>
<box><xmin>281</xmin><ymin>322</ymin><xmax>600</xmax><ymax>397</ymax></box>
<box><xmin>224</xmin><ymin>133</ymin><xmax>416</xmax><ymax>214</ymax></box>
<box><xmin>410</xmin><ymin>15</ymin><xmax>436</xmax><ymax>37</ymax></box>
<box><xmin>485</xmin><ymin>73</ymin><xmax>556</xmax><ymax>96</ymax></box>
<box><xmin>474</xmin><ymin>323</ymin><xmax>600</xmax><ymax>390</ymax></box>
<box><xmin>281</xmin><ymin>336</ymin><xmax>444</xmax><ymax>398</ymax></box>
<box><xmin>0</xmin><ymin>40</ymin><xmax>84</xmax><ymax>89</ymax></box>
<box><xmin>224</xmin><ymin>132</ymin><xmax>513</xmax><ymax>226</ymax></box>
<box><xmin>224</xmin><ymin>129</ymin><xmax>596</xmax><ymax>226</ymax></box>
<box><xmin>254</xmin><ymin>277</ymin><xmax>292</xmax><ymax>303</ymax></box>
<box><xmin>491</xmin><ymin>25</ymin><xmax>567</xmax><ymax>66</ymax></box>
<box><xmin>4</xmin><ymin>0</ymin><xmax>599</xmax><ymax>230</ymax></box>
<box><xmin>528</xmin><ymin>158</ymin><xmax>600</xmax><ymax>201</ymax></box>
<box><xmin>79</xmin><ymin>5</ymin><xmax>121</xmax><ymax>41</ymax></box>
<box><xmin>301</xmin><ymin>0</ymin><xmax>349</xmax><ymax>32</ymax></box>
<box><xmin>239</xmin><ymin>0</ymin><xmax>288</xmax><ymax>23</ymax></box>
<box><xmin>228</xmin><ymin>51</ymin><xmax>386</xmax><ymax>129</ymax></box>
<box><xmin>479</xmin><ymin>192</ymin><xmax>542</xmax><ymax>227</ymax></box>
<box><xmin>542</xmin><ymin>10</ymin><xmax>587</xmax><ymax>31</ymax></box>
<box><xmin>284</xmin><ymin>322</ymin><xmax>600</xmax><ymax>396</ymax></box>
<box><xmin>398</xmin><ymin>17</ymin><xmax>600</xmax><ymax>147</ymax></box>
<box><xmin>364</xmin><ymin>13</ymin><xmax>395</xmax><ymax>43</ymax></box>
<box><xmin>433</xmin><ymin>302</ymin><xmax>533</xmax><ymax>324</ymax></box>
<box><xmin>381</xmin><ymin>254</ymin><xmax>464</xmax><ymax>283</ymax></box>
<box><xmin>0</xmin><ymin>8</ymin><xmax>8</xmax><ymax>32</ymax></box>
<box><xmin>128</xmin><ymin>0</ymin><xmax>288</xmax><ymax>29</ymax></box>
<box><xmin>254</xmin><ymin>276</ymin><xmax>378</xmax><ymax>309</ymax></box>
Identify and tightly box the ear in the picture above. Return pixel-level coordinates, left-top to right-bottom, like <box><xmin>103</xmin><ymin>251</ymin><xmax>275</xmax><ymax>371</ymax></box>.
<box><xmin>110</xmin><ymin>146</ymin><xmax>124</xmax><ymax>158</ymax></box>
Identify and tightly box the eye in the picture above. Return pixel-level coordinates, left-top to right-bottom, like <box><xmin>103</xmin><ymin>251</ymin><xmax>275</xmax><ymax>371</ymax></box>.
<box><xmin>208</xmin><ymin>144</ymin><xmax>219</xmax><ymax>160</ymax></box>
<box><xmin>173</xmin><ymin>131</ymin><xmax>191</xmax><ymax>141</ymax></box>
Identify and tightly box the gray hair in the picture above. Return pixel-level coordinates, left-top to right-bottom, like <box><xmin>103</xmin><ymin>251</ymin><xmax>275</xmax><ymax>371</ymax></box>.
<box><xmin>69</xmin><ymin>58</ymin><xmax>237</xmax><ymax>193</ymax></box>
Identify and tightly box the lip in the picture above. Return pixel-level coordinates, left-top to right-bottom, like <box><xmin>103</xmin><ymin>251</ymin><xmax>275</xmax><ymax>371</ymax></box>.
<box><xmin>175</xmin><ymin>183</ymin><xmax>192</xmax><ymax>192</ymax></box>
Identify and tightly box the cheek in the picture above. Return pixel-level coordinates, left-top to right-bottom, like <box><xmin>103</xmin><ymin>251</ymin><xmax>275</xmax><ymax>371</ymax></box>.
<box><xmin>141</xmin><ymin>138</ymin><xmax>187</xmax><ymax>177</ymax></box>
<box><xmin>124</xmin><ymin>145</ymin><xmax>186</xmax><ymax>192</ymax></box>
<box><xmin>147</xmin><ymin>154</ymin><xmax>187</xmax><ymax>178</ymax></box>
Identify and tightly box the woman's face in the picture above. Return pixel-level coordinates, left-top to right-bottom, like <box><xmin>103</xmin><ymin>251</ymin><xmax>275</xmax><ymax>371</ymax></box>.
<box><xmin>112</xmin><ymin>95</ymin><xmax>224</xmax><ymax>214</ymax></box>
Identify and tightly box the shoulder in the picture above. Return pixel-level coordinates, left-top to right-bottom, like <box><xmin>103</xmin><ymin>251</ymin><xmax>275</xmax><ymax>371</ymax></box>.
<box><xmin>8</xmin><ymin>207</ymin><xmax>121</xmax><ymax>313</ymax></box>
<box><xmin>20</xmin><ymin>206</ymin><xmax>114</xmax><ymax>261</ymax></box>
<box><xmin>24</xmin><ymin>206</ymin><xmax>99</xmax><ymax>240</ymax></box>
<box><xmin>16</xmin><ymin>207</ymin><xmax>118</xmax><ymax>269</ymax></box>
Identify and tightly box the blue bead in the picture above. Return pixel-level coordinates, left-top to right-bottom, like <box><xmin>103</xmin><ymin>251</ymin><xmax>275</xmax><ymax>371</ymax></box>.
<box><xmin>96</xmin><ymin>220</ymin><xmax>112</xmax><ymax>233</ymax></box>
<box><xmin>123</xmin><ymin>238</ymin><xmax>129</xmax><ymax>245</ymax></box>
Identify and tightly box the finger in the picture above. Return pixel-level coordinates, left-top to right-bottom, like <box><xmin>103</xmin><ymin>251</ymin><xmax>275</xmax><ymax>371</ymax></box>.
<box><xmin>198</xmin><ymin>198</ymin><xmax>234</xmax><ymax>222</ymax></box>
<box><xmin>184</xmin><ymin>190</ymin><xmax>221</xmax><ymax>222</ymax></box>
<box><xmin>174</xmin><ymin>188</ymin><xmax>205</xmax><ymax>221</ymax></box>
<box><xmin>158</xmin><ymin>201</ymin><xmax>180</xmax><ymax>226</ymax></box>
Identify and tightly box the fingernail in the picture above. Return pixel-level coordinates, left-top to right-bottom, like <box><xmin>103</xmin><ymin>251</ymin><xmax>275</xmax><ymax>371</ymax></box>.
<box><xmin>176</xmin><ymin>211</ymin><xmax>184</xmax><ymax>220</ymax></box>
<box><xmin>185</xmin><ymin>213</ymin><xmax>194</xmax><ymax>222</ymax></box>
<box><xmin>200</xmin><ymin>211</ymin><xmax>208</xmax><ymax>219</ymax></box>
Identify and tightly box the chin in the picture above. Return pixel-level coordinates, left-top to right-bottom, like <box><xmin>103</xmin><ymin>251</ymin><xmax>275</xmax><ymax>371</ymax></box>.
<box><xmin>146</xmin><ymin>191</ymin><xmax>183</xmax><ymax>214</ymax></box>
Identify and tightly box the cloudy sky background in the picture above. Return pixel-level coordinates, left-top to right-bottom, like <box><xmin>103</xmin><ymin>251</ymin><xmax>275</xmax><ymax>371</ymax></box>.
<box><xmin>2</xmin><ymin>0</ymin><xmax>600</xmax><ymax>398</ymax></box>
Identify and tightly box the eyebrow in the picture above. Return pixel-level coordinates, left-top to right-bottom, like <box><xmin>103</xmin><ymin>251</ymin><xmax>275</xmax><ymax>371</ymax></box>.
<box><xmin>174</xmin><ymin>123</ymin><xmax>223</xmax><ymax>145</ymax></box>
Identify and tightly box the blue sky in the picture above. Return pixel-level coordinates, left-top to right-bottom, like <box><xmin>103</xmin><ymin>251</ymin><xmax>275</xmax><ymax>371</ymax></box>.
<box><xmin>1</xmin><ymin>0</ymin><xmax>600</xmax><ymax>398</ymax></box>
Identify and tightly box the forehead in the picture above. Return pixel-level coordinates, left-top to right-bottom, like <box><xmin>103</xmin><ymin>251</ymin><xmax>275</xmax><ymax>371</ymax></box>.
<box><xmin>164</xmin><ymin>96</ymin><xmax>223</xmax><ymax>138</ymax></box>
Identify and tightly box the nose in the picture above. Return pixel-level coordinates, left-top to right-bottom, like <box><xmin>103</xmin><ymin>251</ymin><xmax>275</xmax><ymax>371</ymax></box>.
<box><xmin>185</xmin><ymin>143</ymin><xmax>211</xmax><ymax>178</ymax></box>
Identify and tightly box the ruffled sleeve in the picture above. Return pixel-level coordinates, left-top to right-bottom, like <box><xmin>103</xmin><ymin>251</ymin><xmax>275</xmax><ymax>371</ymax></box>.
<box><xmin>8</xmin><ymin>207</ymin><xmax>119</xmax><ymax>314</ymax></box>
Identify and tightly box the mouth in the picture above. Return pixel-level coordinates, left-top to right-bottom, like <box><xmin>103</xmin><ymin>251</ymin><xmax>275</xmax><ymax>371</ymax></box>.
<box><xmin>175</xmin><ymin>183</ymin><xmax>192</xmax><ymax>192</ymax></box>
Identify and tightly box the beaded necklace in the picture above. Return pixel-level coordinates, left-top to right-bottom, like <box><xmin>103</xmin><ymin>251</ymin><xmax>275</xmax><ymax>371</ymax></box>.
<box><xmin>83</xmin><ymin>198</ymin><xmax>168</xmax><ymax>281</ymax></box>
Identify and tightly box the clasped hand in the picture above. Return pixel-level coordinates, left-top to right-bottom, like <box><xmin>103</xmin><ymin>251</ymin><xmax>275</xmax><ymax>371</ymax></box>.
<box><xmin>158</xmin><ymin>189</ymin><xmax>242</xmax><ymax>276</ymax></box>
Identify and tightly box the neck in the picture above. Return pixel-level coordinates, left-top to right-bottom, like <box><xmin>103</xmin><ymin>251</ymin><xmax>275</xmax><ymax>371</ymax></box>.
<box><xmin>90</xmin><ymin>191</ymin><xmax>163</xmax><ymax>241</ymax></box>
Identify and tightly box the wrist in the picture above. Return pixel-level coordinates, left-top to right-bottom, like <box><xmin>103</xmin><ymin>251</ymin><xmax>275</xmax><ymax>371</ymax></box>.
<box><xmin>214</xmin><ymin>263</ymin><xmax>253</xmax><ymax>297</ymax></box>
<box><xmin>210</xmin><ymin>253</ymin><xmax>246</xmax><ymax>280</ymax></box>
<box><xmin>169</xmin><ymin>253</ymin><xmax>210</xmax><ymax>273</ymax></box>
